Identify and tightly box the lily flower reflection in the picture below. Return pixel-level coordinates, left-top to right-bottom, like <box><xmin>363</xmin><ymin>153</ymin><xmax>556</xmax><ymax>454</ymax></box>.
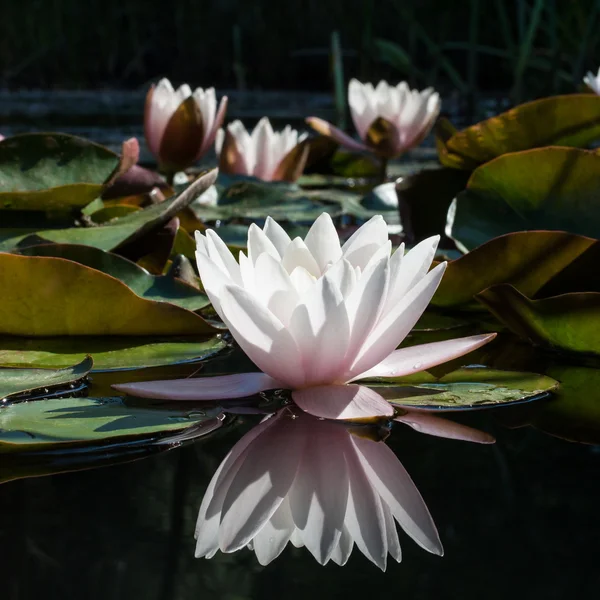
<box><xmin>195</xmin><ymin>406</ymin><xmax>494</xmax><ymax>570</ymax></box>
<box><xmin>215</xmin><ymin>117</ymin><xmax>309</xmax><ymax>182</ymax></box>
<box><xmin>307</xmin><ymin>79</ymin><xmax>441</xmax><ymax>160</ymax></box>
<box><xmin>115</xmin><ymin>214</ymin><xmax>495</xmax><ymax>419</ymax></box>
<box><xmin>144</xmin><ymin>78</ymin><xmax>228</xmax><ymax>172</ymax></box>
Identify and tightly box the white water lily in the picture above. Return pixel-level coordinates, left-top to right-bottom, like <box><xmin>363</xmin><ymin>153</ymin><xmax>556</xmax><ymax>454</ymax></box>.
<box><xmin>584</xmin><ymin>68</ymin><xmax>600</xmax><ymax>95</ymax></box>
<box><xmin>115</xmin><ymin>213</ymin><xmax>495</xmax><ymax>420</ymax></box>
<box><xmin>307</xmin><ymin>79</ymin><xmax>441</xmax><ymax>159</ymax></box>
<box><xmin>215</xmin><ymin>117</ymin><xmax>309</xmax><ymax>181</ymax></box>
<box><xmin>144</xmin><ymin>78</ymin><xmax>227</xmax><ymax>170</ymax></box>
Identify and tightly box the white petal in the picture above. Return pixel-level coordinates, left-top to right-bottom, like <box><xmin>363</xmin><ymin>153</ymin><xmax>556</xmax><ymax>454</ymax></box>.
<box><xmin>382</xmin><ymin>503</ymin><xmax>402</xmax><ymax>563</ymax></box>
<box><xmin>351</xmin><ymin>435</ymin><xmax>443</xmax><ymax>555</ymax></box>
<box><xmin>289</xmin><ymin>266</ymin><xmax>316</xmax><ymax>295</ymax></box>
<box><xmin>281</xmin><ymin>238</ymin><xmax>321</xmax><ymax>277</ymax></box>
<box><xmin>263</xmin><ymin>216</ymin><xmax>292</xmax><ymax>257</ymax></box>
<box><xmin>219</xmin><ymin>414</ymin><xmax>306</xmax><ymax>551</ymax></box>
<box><xmin>343</xmin><ymin>436</ymin><xmax>388</xmax><ymax>570</ymax></box>
<box><xmin>351</xmin><ymin>334</ymin><xmax>496</xmax><ymax>381</ymax></box>
<box><xmin>219</xmin><ymin>285</ymin><xmax>305</xmax><ymax>388</ymax></box>
<box><xmin>247</xmin><ymin>222</ymin><xmax>281</xmax><ymax>265</ymax></box>
<box><xmin>253</xmin><ymin>497</ymin><xmax>295</xmax><ymax>565</ymax></box>
<box><xmin>347</xmin><ymin>262</ymin><xmax>447</xmax><ymax>380</ymax></box>
<box><xmin>303</xmin><ymin>213</ymin><xmax>343</xmax><ymax>272</ymax></box>
<box><xmin>324</xmin><ymin>258</ymin><xmax>357</xmax><ymax>298</ymax></box>
<box><xmin>341</xmin><ymin>215</ymin><xmax>389</xmax><ymax>269</ymax></box>
<box><xmin>205</xmin><ymin>229</ymin><xmax>242</xmax><ymax>285</ymax></box>
<box><xmin>292</xmin><ymin>384</ymin><xmax>393</xmax><ymax>420</ymax></box>
<box><xmin>113</xmin><ymin>372</ymin><xmax>285</xmax><ymax>400</ymax></box>
<box><xmin>288</xmin><ymin>420</ymin><xmax>349</xmax><ymax>564</ymax></box>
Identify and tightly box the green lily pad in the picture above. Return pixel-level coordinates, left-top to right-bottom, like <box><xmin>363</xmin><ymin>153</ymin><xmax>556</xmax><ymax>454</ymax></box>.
<box><xmin>0</xmin><ymin>253</ymin><xmax>215</xmax><ymax>336</ymax></box>
<box><xmin>0</xmin><ymin>396</ymin><xmax>225</xmax><ymax>453</ymax></box>
<box><xmin>365</xmin><ymin>366</ymin><xmax>559</xmax><ymax>410</ymax></box>
<box><xmin>432</xmin><ymin>231</ymin><xmax>598</xmax><ymax>308</ymax></box>
<box><xmin>477</xmin><ymin>284</ymin><xmax>600</xmax><ymax>356</ymax></box>
<box><xmin>437</xmin><ymin>94</ymin><xmax>600</xmax><ymax>169</ymax></box>
<box><xmin>0</xmin><ymin>335</ymin><xmax>226</xmax><ymax>370</ymax></box>
<box><xmin>0</xmin><ymin>133</ymin><xmax>121</xmax><ymax>211</ymax></box>
<box><xmin>16</xmin><ymin>243</ymin><xmax>210</xmax><ymax>312</ymax></box>
<box><xmin>448</xmin><ymin>147</ymin><xmax>600</xmax><ymax>251</ymax></box>
<box><xmin>0</xmin><ymin>356</ymin><xmax>93</xmax><ymax>400</ymax></box>
<box><xmin>0</xmin><ymin>168</ymin><xmax>217</xmax><ymax>252</ymax></box>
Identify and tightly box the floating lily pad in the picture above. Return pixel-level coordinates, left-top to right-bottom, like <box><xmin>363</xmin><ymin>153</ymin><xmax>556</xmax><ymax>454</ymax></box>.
<box><xmin>477</xmin><ymin>284</ymin><xmax>600</xmax><ymax>356</ymax></box>
<box><xmin>0</xmin><ymin>133</ymin><xmax>121</xmax><ymax>211</ymax></box>
<box><xmin>365</xmin><ymin>367</ymin><xmax>559</xmax><ymax>410</ymax></box>
<box><xmin>0</xmin><ymin>169</ymin><xmax>217</xmax><ymax>252</ymax></box>
<box><xmin>0</xmin><ymin>396</ymin><xmax>225</xmax><ymax>453</ymax></box>
<box><xmin>0</xmin><ymin>356</ymin><xmax>93</xmax><ymax>400</ymax></box>
<box><xmin>0</xmin><ymin>253</ymin><xmax>215</xmax><ymax>335</ymax></box>
<box><xmin>0</xmin><ymin>335</ymin><xmax>226</xmax><ymax>370</ymax></box>
<box><xmin>448</xmin><ymin>147</ymin><xmax>600</xmax><ymax>251</ymax></box>
<box><xmin>437</xmin><ymin>94</ymin><xmax>600</xmax><ymax>169</ymax></box>
<box><xmin>16</xmin><ymin>243</ymin><xmax>210</xmax><ymax>312</ymax></box>
<box><xmin>432</xmin><ymin>231</ymin><xmax>598</xmax><ymax>308</ymax></box>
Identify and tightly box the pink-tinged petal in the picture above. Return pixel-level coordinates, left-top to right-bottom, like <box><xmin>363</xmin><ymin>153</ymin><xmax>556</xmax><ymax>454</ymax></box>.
<box><xmin>289</xmin><ymin>420</ymin><xmax>349</xmax><ymax>564</ymax></box>
<box><xmin>252</xmin><ymin>117</ymin><xmax>277</xmax><ymax>180</ymax></box>
<box><xmin>385</xmin><ymin>235</ymin><xmax>439</xmax><ymax>314</ymax></box>
<box><xmin>351</xmin><ymin>435</ymin><xmax>443</xmax><ymax>556</ymax></box>
<box><xmin>382</xmin><ymin>503</ymin><xmax>402</xmax><ymax>563</ymax></box>
<box><xmin>351</xmin><ymin>333</ymin><xmax>496</xmax><ymax>381</ymax></box>
<box><xmin>395</xmin><ymin>412</ymin><xmax>495</xmax><ymax>444</ymax></box>
<box><xmin>303</xmin><ymin>212</ymin><xmax>342</xmax><ymax>272</ymax></box>
<box><xmin>219</xmin><ymin>285</ymin><xmax>305</xmax><ymax>388</ymax></box>
<box><xmin>341</xmin><ymin>215</ymin><xmax>389</xmax><ymax>269</ymax></box>
<box><xmin>289</xmin><ymin>276</ymin><xmax>350</xmax><ymax>385</ymax></box>
<box><xmin>348</xmin><ymin>79</ymin><xmax>377</xmax><ymax>141</ymax></box>
<box><xmin>329</xmin><ymin>526</ymin><xmax>354</xmax><ymax>566</ymax></box>
<box><xmin>292</xmin><ymin>385</ymin><xmax>393</xmax><ymax>420</ymax></box>
<box><xmin>253</xmin><ymin>497</ymin><xmax>295</xmax><ymax>565</ymax></box>
<box><xmin>343</xmin><ymin>434</ymin><xmax>388</xmax><ymax>570</ymax></box>
<box><xmin>202</xmin><ymin>95</ymin><xmax>229</xmax><ymax>155</ymax></box>
<box><xmin>263</xmin><ymin>216</ymin><xmax>292</xmax><ymax>257</ymax></box>
<box><xmin>347</xmin><ymin>262</ymin><xmax>447</xmax><ymax>380</ymax></box>
<box><xmin>112</xmin><ymin>372</ymin><xmax>284</xmax><ymax>401</ymax></box>
<box><xmin>253</xmin><ymin>253</ymin><xmax>299</xmax><ymax>325</ymax></box>
<box><xmin>306</xmin><ymin>117</ymin><xmax>369</xmax><ymax>153</ymax></box>
<box><xmin>195</xmin><ymin>413</ymin><xmax>282</xmax><ymax>557</ymax></box>
<box><xmin>219</xmin><ymin>414</ymin><xmax>306</xmax><ymax>552</ymax></box>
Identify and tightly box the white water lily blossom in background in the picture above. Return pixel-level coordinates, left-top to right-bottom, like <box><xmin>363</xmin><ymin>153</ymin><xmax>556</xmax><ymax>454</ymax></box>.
<box><xmin>144</xmin><ymin>77</ymin><xmax>228</xmax><ymax>169</ymax></box>
<box><xmin>583</xmin><ymin>67</ymin><xmax>600</xmax><ymax>95</ymax></box>
<box><xmin>215</xmin><ymin>117</ymin><xmax>309</xmax><ymax>181</ymax></box>
<box><xmin>115</xmin><ymin>213</ymin><xmax>495</xmax><ymax>420</ymax></box>
<box><xmin>307</xmin><ymin>79</ymin><xmax>441</xmax><ymax>159</ymax></box>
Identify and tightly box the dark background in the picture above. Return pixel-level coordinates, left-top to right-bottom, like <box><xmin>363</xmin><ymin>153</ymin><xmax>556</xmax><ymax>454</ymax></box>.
<box><xmin>2</xmin><ymin>0</ymin><xmax>599</xmax><ymax>100</ymax></box>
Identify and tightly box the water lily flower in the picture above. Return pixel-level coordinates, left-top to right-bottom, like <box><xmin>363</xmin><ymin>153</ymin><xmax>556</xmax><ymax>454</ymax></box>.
<box><xmin>307</xmin><ymin>79</ymin><xmax>441</xmax><ymax>160</ymax></box>
<box><xmin>583</xmin><ymin>68</ymin><xmax>600</xmax><ymax>95</ymax></box>
<box><xmin>194</xmin><ymin>408</ymin><xmax>444</xmax><ymax>569</ymax></box>
<box><xmin>144</xmin><ymin>78</ymin><xmax>228</xmax><ymax>172</ymax></box>
<box><xmin>114</xmin><ymin>213</ymin><xmax>495</xmax><ymax>420</ymax></box>
<box><xmin>215</xmin><ymin>117</ymin><xmax>309</xmax><ymax>182</ymax></box>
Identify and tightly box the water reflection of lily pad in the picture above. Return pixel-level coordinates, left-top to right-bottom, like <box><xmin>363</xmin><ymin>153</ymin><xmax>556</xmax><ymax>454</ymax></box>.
<box><xmin>0</xmin><ymin>356</ymin><xmax>93</xmax><ymax>400</ymax></box>
<box><xmin>365</xmin><ymin>367</ymin><xmax>559</xmax><ymax>410</ymax></box>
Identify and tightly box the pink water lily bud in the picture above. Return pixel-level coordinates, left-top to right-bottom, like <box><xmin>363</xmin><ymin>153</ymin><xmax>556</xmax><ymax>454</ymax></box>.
<box><xmin>194</xmin><ymin>408</ymin><xmax>443</xmax><ymax>569</ymax></box>
<box><xmin>307</xmin><ymin>79</ymin><xmax>441</xmax><ymax>159</ymax></box>
<box><xmin>215</xmin><ymin>117</ymin><xmax>309</xmax><ymax>181</ymax></box>
<box><xmin>114</xmin><ymin>213</ymin><xmax>496</xmax><ymax>421</ymax></box>
<box><xmin>584</xmin><ymin>68</ymin><xmax>600</xmax><ymax>95</ymax></box>
<box><xmin>144</xmin><ymin>78</ymin><xmax>228</xmax><ymax>172</ymax></box>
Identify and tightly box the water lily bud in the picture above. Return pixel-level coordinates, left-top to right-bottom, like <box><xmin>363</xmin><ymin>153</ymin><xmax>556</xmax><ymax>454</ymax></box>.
<box><xmin>144</xmin><ymin>78</ymin><xmax>228</xmax><ymax>172</ymax></box>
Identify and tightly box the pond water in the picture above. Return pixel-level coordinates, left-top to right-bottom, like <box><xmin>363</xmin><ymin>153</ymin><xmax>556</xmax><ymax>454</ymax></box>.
<box><xmin>0</xmin><ymin>88</ymin><xmax>598</xmax><ymax>600</ymax></box>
